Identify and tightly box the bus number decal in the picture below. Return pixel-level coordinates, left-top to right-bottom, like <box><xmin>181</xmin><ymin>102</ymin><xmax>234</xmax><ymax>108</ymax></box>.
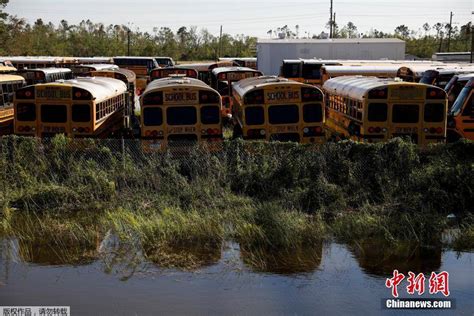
<box><xmin>164</xmin><ymin>92</ymin><xmax>197</xmax><ymax>103</ymax></box>
<box><xmin>37</xmin><ymin>87</ymin><xmax>71</xmax><ymax>99</ymax></box>
<box><xmin>266</xmin><ymin>91</ymin><xmax>300</xmax><ymax>103</ymax></box>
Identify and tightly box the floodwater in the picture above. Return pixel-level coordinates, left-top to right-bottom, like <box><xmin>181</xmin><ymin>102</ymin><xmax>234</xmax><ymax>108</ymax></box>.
<box><xmin>0</xmin><ymin>238</ymin><xmax>473</xmax><ymax>315</ymax></box>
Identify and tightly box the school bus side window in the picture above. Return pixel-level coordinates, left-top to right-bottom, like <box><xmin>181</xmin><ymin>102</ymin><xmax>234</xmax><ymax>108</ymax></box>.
<box><xmin>461</xmin><ymin>93</ymin><xmax>473</xmax><ymax>116</ymax></box>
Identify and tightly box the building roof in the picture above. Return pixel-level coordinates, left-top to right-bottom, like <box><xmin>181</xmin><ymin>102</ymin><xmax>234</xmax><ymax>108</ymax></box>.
<box><xmin>257</xmin><ymin>38</ymin><xmax>405</xmax><ymax>44</ymax></box>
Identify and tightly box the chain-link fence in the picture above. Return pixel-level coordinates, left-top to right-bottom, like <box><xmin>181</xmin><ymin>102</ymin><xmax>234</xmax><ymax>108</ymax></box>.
<box><xmin>0</xmin><ymin>135</ymin><xmax>473</xmax><ymax>217</ymax></box>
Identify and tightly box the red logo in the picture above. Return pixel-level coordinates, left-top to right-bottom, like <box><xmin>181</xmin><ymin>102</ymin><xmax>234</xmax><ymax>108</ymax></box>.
<box><xmin>429</xmin><ymin>271</ymin><xmax>450</xmax><ymax>297</ymax></box>
<box><xmin>385</xmin><ymin>270</ymin><xmax>405</xmax><ymax>298</ymax></box>
<box><xmin>386</xmin><ymin>270</ymin><xmax>450</xmax><ymax>297</ymax></box>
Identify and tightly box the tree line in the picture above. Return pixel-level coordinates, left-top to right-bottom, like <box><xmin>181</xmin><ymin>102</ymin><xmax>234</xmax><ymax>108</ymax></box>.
<box><xmin>0</xmin><ymin>1</ymin><xmax>256</xmax><ymax>60</ymax></box>
<box><xmin>0</xmin><ymin>0</ymin><xmax>472</xmax><ymax>60</ymax></box>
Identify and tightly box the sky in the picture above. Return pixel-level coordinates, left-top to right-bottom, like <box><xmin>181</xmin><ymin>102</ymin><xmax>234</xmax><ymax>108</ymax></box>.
<box><xmin>4</xmin><ymin>0</ymin><xmax>473</xmax><ymax>38</ymax></box>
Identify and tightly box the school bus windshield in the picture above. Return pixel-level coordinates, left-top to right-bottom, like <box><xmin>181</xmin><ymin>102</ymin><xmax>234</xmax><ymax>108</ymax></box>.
<box><xmin>451</xmin><ymin>85</ymin><xmax>472</xmax><ymax>116</ymax></box>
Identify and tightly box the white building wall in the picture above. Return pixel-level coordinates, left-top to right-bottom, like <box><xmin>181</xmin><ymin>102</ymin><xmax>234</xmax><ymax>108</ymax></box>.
<box><xmin>257</xmin><ymin>40</ymin><xmax>406</xmax><ymax>75</ymax></box>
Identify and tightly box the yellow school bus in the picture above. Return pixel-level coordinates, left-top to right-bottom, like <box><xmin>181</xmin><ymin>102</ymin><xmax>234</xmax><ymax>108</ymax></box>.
<box><xmin>149</xmin><ymin>67</ymin><xmax>198</xmax><ymax>81</ymax></box>
<box><xmin>0</xmin><ymin>65</ymin><xmax>17</xmax><ymax>74</ymax></box>
<box><xmin>90</xmin><ymin>68</ymin><xmax>138</xmax><ymax>129</ymax></box>
<box><xmin>280</xmin><ymin>60</ymin><xmax>343</xmax><ymax>86</ymax></box>
<box><xmin>14</xmin><ymin>77</ymin><xmax>128</xmax><ymax>138</ymax></box>
<box><xmin>176</xmin><ymin>61</ymin><xmax>237</xmax><ymax>84</ymax></box>
<box><xmin>210</xmin><ymin>67</ymin><xmax>263</xmax><ymax>119</ymax></box>
<box><xmin>17</xmin><ymin>68</ymin><xmax>74</xmax><ymax>85</ymax></box>
<box><xmin>71</xmin><ymin>64</ymin><xmax>119</xmax><ymax>77</ymax></box>
<box><xmin>323</xmin><ymin>76</ymin><xmax>447</xmax><ymax>146</ymax></box>
<box><xmin>447</xmin><ymin>78</ymin><xmax>474</xmax><ymax>142</ymax></box>
<box><xmin>232</xmin><ymin>76</ymin><xmax>325</xmax><ymax>143</ymax></box>
<box><xmin>0</xmin><ymin>75</ymin><xmax>26</xmax><ymax>135</ymax></box>
<box><xmin>140</xmin><ymin>76</ymin><xmax>222</xmax><ymax>149</ymax></box>
<box><xmin>219</xmin><ymin>57</ymin><xmax>257</xmax><ymax>70</ymax></box>
<box><xmin>113</xmin><ymin>57</ymin><xmax>159</xmax><ymax>95</ymax></box>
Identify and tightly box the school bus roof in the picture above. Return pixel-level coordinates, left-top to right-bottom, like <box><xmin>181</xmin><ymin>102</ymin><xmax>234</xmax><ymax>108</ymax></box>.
<box><xmin>33</xmin><ymin>77</ymin><xmax>126</xmax><ymax>103</ymax></box>
<box><xmin>282</xmin><ymin>59</ymin><xmax>302</xmax><ymax>64</ymax></box>
<box><xmin>219</xmin><ymin>57</ymin><xmax>256</xmax><ymax>61</ymax></box>
<box><xmin>75</xmin><ymin>57</ymin><xmax>113</xmax><ymax>63</ymax></box>
<box><xmin>176</xmin><ymin>61</ymin><xmax>236</xmax><ymax>71</ymax></box>
<box><xmin>425</xmin><ymin>67</ymin><xmax>474</xmax><ymax>76</ymax></box>
<box><xmin>113</xmin><ymin>56</ymin><xmax>156</xmax><ymax>60</ymax></box>
<box><xmin>91</xmin><ymin>68</ymin><xmax>137</xmax><ymax>82</ymax></box>
<box><xmin>322</xmin><ymin>65</ymin><xmax>403</xmax><ymax>76</ymax></box>
<box><xmin>143</xmin><ymin>76</ymin><xmax>215</xmax><ymax>93</ymax></box>
<box><xmin>211</xmin><ymin>67</ymin><xmax>261</xmax><ymax>76</ymax></box>
<box><xmin>233</xmin><ymin>75</ymin><xmax>321</xmax><ymax>97</ymax></box>
<box><xmin>322</xmin><ymin>76</ymin><xmax>436</xmax><ymax>100</ymax></box>
<box><xmin>455</xmin><ymin>73</ymin><xmax>474</xmax><ymax>81</ymax></box>
<box><xmin>3</xmin><ymin>56</ymin><xmax>63</xmax><ymax>63</ymax></box>
<box><xmin>0</xmin><ymin>65</ymin><xmax>17</xmax><ymax>73</ymax></box>
<box><xmin>20</xmin><ymin>67</ymin><xmax>72</xmax><ymax>75</ymax></box>
<box><xmin>0</xmin><ymin>74</ymin><xmax>26</xmax><ymax>83</ymax></box>
<box><xmin>397</xmin><ymin>64</ymin><xmax>456</xmax><ymax>77</ymax></box>
<box><xmin>77</xmin><ymin>64</ymin><xmax>119</xmax><ymax>71</ymax></box>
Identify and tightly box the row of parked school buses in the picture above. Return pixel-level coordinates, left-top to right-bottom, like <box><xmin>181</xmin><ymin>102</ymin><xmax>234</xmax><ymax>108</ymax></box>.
<box><xmin>1</xmin><ymin>55</ymin><xmax>473</xmax><ymax>147</ymax></box>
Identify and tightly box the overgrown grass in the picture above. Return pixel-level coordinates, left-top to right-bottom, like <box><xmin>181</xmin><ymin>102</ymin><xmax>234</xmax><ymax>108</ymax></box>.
<box><xmin>0</xmin><ymin>135</ymin><xmax>472</xmax><ymax>269</ymax></box>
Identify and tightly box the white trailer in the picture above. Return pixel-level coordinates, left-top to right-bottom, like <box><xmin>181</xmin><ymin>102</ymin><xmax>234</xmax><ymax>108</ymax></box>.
<box><xmin>257</xmin><ymin>38</ymin><xmax>406</xmax><ymax>75</ymax></box>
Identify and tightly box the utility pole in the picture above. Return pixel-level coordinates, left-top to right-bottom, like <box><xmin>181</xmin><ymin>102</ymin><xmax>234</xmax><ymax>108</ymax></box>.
<box><xmin>471</xmin><ymin>12</ymin><xmax>474</xmax><ymax>63</ymax></box>
<box><xmin>329</xmin><ymin>0</ymin><xmax>333</xmax><ymax>38</ymax></box>
<box><xmin>127</xmin><ymin>28</ymin><xmax>131</xmax><ymax>56</ymax></box>
<box><xmin>447</xmin><ymin>11</ymin><xmax>453</xmax><ymax>52</ymax></box>
<box><xmin>333</xmin><ymin>12</ymin><xmax>336</xmax><ymax>38</ymax></box>
<box><xmin>218</xmin><ymin>25</ymin><xmax>223</xmax><ymax>59</ymax></box>
<box><xmin>471</xmin><ymin>19</ymin><xmax>473</xmax><ymax>63</ymax></box>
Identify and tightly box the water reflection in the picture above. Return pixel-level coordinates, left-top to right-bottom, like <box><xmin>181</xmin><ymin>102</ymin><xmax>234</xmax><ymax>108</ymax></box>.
<box><xmin>144</xmin><ymin>242</ymin><xmax>222</xmax><ymax>270</ymax></box>
<box><xmin>349</xmin><ymin>239</ymin><xmax>442</xmax><ymax>277</ymax></box>
<box><xmin>240</xmin><ymin>243</ymin><xmax>323</xmax><ymax>274</ymax></box>
<box><xmin>16</xmin><ymin>235</ymin><xmax>98</xmax><ymax>266</ymax></box>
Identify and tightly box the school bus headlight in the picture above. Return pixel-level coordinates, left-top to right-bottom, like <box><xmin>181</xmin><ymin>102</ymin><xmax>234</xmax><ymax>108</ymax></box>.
<box><xmin>424</xmin><ymin>128</ymin><xmax>429</xmax><ymax>133</ymax></box>
<box><xmin>303</xmin><ymin>127</ymin><xmax>309</xmax><ymax>133</ymax></box>
<box><xmin>382</xmin><ymin>128</ymin><xmax>387</xmax><ymax>133</ymax></box>
<box><xmin>73</xmin><ymin>128</ymin><xmax>77</xmax><ymax>132</ymax></box>
<box><xmin>31</xmin><ymin>127</ymin><xmax>36</xmax><ymax>132</ymax></box>
<box><xmin>260</xmin><ymin>129</ymin><xmax>266</xmax><ymax>136</ymax></box>
<box><xmin>201</xmin><ymin>129</ymin><xmax>207</xmax><ymax>135</ymax></box>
